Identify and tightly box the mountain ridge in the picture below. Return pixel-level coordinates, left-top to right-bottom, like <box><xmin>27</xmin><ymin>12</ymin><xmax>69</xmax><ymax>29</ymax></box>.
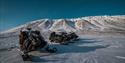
<box><xmin>1</xmin><ymin>15</ymin><xmax>125</xmax><ymax>34</ymax></box>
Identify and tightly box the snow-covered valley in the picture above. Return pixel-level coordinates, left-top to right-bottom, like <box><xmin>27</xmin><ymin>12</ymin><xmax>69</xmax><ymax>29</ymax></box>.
<box><xmin>0</xmin><ymin>15</ymin><xmax>125</xmax><ymax>63</ymax></box>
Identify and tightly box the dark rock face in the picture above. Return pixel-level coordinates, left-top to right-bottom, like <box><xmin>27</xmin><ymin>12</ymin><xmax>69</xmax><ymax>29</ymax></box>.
<box><xmin>49</xmin><ymin>32</ymin><xmax>79</xmax><ymax>44</ymax></box>
<box><xmin>19</xmin><ymin>30</ymin><xmax>47</xmax><ymax>53</ymax></box>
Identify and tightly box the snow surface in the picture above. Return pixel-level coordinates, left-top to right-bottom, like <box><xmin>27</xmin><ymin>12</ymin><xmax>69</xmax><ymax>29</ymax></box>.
<box><xmin>0</xmin><ymin>15</ymin><xmax>125</xmax><ymax>63</ymax></box>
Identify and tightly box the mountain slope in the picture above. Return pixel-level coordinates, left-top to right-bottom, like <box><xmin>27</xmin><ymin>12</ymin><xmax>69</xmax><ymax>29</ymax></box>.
<box><xmin>1</xmin><ymin>15</ymin><xmax>125</xmax><ymax>34</ymax></box>
<box><xmin>0</xmin><ymin>15</ymin><xmax>125</xmax><ymax>63</ymax></box>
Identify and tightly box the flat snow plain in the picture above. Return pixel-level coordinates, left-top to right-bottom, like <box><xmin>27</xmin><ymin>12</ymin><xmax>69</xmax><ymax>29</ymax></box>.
<box><xmin>0</xmin><ymin>32</ymin><xmax>125</xmax><ymax>63</ymax></box>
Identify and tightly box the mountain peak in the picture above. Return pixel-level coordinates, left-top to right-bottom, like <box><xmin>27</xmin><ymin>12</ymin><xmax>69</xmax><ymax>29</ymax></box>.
<box><xmin>1</xmin><ymin>15</ymin><xmax>125</xmax><ymax>34</ymax></box>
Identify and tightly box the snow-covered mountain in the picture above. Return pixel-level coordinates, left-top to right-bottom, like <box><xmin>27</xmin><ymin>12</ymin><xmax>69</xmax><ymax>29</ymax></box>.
<box><xmin>0</xmin><ymin>15</ymin><xmax>125</xmax><ymax>63</ymax></box>
<box><xmin>1</xmin><ymin>15</ymin><xmax>125</xmax><ymax>34</ymax></box>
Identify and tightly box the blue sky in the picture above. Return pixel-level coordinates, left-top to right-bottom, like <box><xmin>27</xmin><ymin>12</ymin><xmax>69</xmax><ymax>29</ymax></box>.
<box><xmin>0</xmin><ymin>0</ymin><xmax>125</xmax><ymax>31</ymax></box>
